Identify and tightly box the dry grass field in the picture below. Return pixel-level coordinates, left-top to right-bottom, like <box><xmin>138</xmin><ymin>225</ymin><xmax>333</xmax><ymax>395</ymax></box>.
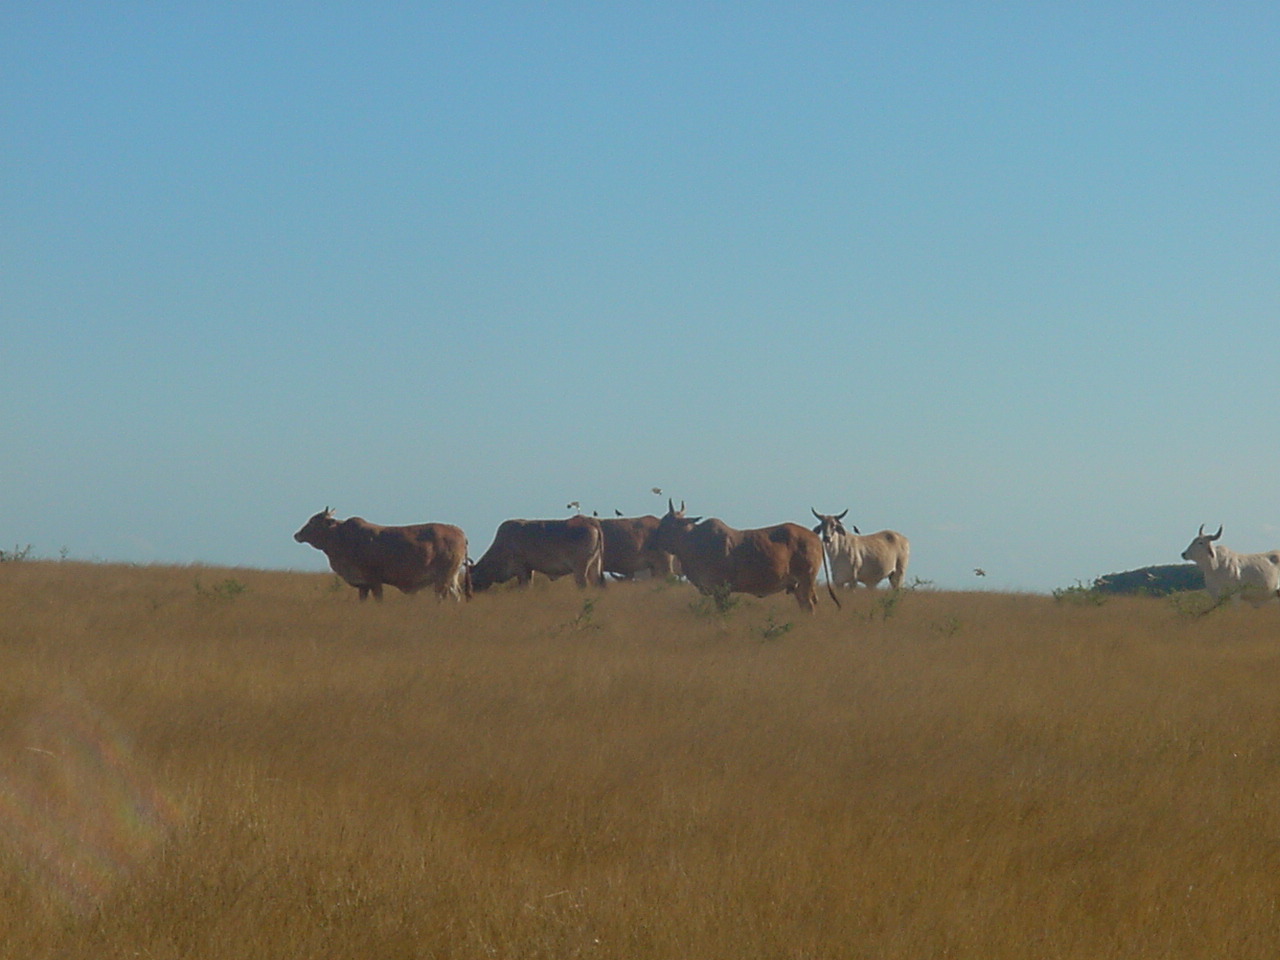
<box><xmin>3</xmin><ymin>561</ymin><xmax>1280</xmax><ymax>959</ymax></box>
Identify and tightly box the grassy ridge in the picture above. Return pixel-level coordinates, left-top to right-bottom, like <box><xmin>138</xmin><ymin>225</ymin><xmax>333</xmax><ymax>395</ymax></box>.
<box><xmin>2</xmin><ymin>562</ymin><xmax>1280</xmax><ymax>958</ymax></box>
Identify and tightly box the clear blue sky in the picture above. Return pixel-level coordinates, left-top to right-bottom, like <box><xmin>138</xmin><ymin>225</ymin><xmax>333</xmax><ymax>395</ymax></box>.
<box><xmin>3</xmin><ymin>2</ymin><xmax>1277</xmax><ymax>592</ymax></box>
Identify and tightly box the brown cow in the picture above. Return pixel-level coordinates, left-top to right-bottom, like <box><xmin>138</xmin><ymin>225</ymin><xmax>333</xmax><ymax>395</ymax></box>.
<box><xmin>470</xmin><ymin>515</ymin><xmax>606</xmax><ymax>591</ymax></box>
<box><xmin>653</xmin><ymin>500</ymin><xmax>826</xmax><ymax>611</ymax></box>
<box><xmin>599</xmin><ymin>515</ymin><xmax>677</xmax><ymax>580</ymax></box>
<box><xmin>294</xmin><ymin>508</ymin><xmax>470</xmax><ymax>601</ymax></box>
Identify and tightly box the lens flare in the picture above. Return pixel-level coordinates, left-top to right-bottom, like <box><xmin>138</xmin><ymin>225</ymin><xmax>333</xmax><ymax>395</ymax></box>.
<box><xmin>0</xmin><ymin>692</ymin><xmax>183</xmax><ymax>913</ymax></box>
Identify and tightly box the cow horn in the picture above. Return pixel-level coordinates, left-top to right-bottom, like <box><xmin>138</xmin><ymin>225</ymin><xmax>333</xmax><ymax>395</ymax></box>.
<box><xmin>836</xmin><ymin>509</ymin><xmax>848</xmax><ymax>520</ymax></box>
<box><xmin>811</xmin><ymin>508</ymin><xmax>823</xmax><ymax>520</ymax></box>
<box><xmin>1211</xmin><ymin>525</ymin><xmax>1223</xmax><ymax>541</ymax></box>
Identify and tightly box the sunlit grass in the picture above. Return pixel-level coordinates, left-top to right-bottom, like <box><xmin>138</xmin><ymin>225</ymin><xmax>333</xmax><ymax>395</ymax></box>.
<box><xmin>2</xmin><ymin>562</ymin><xmax>1280</xmax><ymax>958</ymax></box>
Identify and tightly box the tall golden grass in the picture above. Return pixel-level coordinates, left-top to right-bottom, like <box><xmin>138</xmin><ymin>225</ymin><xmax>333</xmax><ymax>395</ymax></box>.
<box><xmin>2</xmin><ymin>561</ymin><xmax>1280</xmax><ymax>958</ymax></box>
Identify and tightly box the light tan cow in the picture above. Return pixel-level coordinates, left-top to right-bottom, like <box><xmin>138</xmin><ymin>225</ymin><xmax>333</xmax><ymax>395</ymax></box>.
<box><xmin>1180</xmin><ymin>524</ymin><xmax>1280</xmax><ymax>606</ymax></box>
<box><xmin>811</xmin><ymin>509</ymin><xmax>910</xmax><ymax>590</ymax></box>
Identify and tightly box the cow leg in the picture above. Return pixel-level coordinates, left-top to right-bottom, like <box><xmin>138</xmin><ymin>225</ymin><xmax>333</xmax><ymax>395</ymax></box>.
<box><xmin>358</xmin><ymin>586</ymin><xmax>370</xmax><ymax>601</ymax></box>
<box><xmin>370</xmin><ymin>583</ymin><xmax>384</xmax><ymax>601</ymax></box>
<box><xmin>575</xmin><ymin>560</ymin><xmax>604</xmax><ymax>588</ymax></box>
<box><xmin>432</xmin><ymin>571</ymin><xmax>456</xmax><ymax>601</ymax></box>
<box><xmin>451</xmin><ymin>568</ymin><xmax>471</xmax><ymax>601</ymax></box>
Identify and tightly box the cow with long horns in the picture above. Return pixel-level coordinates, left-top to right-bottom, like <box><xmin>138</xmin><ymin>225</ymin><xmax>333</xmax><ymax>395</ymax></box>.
<box><xmin>1180</xmin><ymin>524</ymin><xmax>1280</xmax><ymax>606</ymax></box>
<box><xmin>654</xmin><ymin>500</ymin><xmax>827</xmax><ymax>611</ymax></box>
<box><xmin>811</xmin><ymin>509</ymin><xmax>910</xmax><ymax>590</ymax></box>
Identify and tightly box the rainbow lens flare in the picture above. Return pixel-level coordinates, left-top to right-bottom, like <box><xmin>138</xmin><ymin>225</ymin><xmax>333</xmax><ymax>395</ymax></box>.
<box><xmin>0</xmin><ymin>692</ymin><xmax>184</xmax><ymax>913</ymax></box>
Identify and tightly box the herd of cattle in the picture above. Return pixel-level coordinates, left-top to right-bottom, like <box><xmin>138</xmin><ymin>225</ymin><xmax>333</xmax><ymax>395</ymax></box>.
<box><xmin>293</xmin><ymin>501</ymin><xmax>912</xmax><ymax>611</ymax></box>
<box><xmin>293</xmin><ymin>505</ymin><xmax>1280</xmax><ymax>611</ymax></box>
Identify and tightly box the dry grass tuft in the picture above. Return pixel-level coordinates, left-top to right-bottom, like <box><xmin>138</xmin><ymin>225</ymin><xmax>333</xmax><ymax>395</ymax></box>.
<box><xmin>3</xmin><ymin>563</ymin><xmax>1280</xmax><ymax>958</ymax></box>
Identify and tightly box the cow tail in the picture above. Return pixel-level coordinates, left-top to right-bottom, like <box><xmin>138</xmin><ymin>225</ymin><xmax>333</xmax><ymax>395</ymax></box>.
<box><xmin>463</xmin><ymin>557</ymin><xmax>474</xmax><ymax>601</ymax></box>
<box><xmin>822</xmin><ymin>545</ymin><xmax>842</xmax><ymax>610</ymax></box>
<box><xmin>593</xmin><ymin>534</ymin><xmax>607</xmax><ymax>588</ymax></box>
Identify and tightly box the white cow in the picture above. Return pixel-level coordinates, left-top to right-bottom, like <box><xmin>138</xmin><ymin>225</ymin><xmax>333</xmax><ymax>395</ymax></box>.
<box><xmin>811</xmin><ymin>509</ymin><xmax>910</xmax><ymax>590</ymax></box>
<box><xmin>1180</xmin><ymin>524</ymin><xmax>1280</xmax><ymax>606</ymax></box>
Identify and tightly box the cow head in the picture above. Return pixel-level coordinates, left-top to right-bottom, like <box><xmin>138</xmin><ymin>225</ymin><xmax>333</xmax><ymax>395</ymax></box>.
<box><xmin>811</xmin><ymin>508</ymin><xmax>851</xmax><ymax>545</ymax></box>
<box><xmin>468</xmin><ymin>523</ymin><xmax>520</xmax><ymax>592</ymax></box>
<box><xmin>294</xmin><ymin>507</ymin><xmax>337</xmax><ymax>546</ymax></box>
<box><xmin>1181</xmin><ymin>524</ymin><xmax>1223</xmax><ymax>564</ymax></box>
<box><xmin>654</xmin><ymin>499</ymin><xmax>699</xmax><ymax>553</ymax></box>
<box><xmin>468</xmin><ymin>556</ymin><xmax>502</xmax><ymax>592</ymax></box>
